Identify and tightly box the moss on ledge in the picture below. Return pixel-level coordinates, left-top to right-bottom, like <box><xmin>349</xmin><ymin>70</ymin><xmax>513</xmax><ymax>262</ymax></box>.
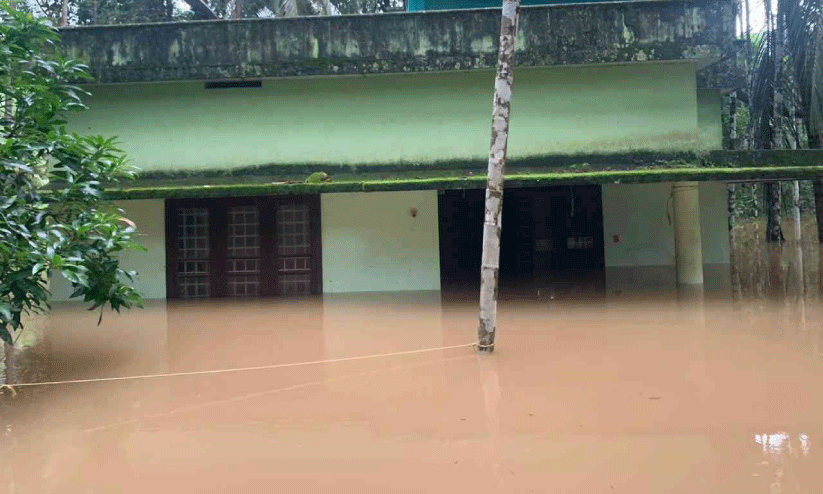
<box><xmin>128</xmin><ymin>149</ymin><xmax>823</xmax><ymax>183</ymax></box>
<box><xmin>105</xmin><ymin>165</ymin><xmax>823</xmax><ymax>200</ymax></box>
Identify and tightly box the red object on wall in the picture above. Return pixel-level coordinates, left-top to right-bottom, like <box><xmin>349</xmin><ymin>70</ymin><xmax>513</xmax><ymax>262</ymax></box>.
<box><xmin>612</xmin><ymin>234</ymin><xmax>621</xmax><ymax>244</ymax></box>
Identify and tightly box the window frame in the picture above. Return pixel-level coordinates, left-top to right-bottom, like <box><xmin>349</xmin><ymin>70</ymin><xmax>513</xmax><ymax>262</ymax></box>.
<box><xmin>165</xmin><ymin>195</ymin><xmax>322</xmax><ymax>299</ymax></box>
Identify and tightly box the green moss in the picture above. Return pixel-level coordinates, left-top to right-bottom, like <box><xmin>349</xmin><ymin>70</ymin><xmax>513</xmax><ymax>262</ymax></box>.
<box><xmin>130</xmin><ymin>150</ymin><xmax>823</xmax><ymax>185</ymax></box>
<box><xmin>104</xmin><ymin>165</ymin><xmax>823</xmax><ymax>200</ymax></box>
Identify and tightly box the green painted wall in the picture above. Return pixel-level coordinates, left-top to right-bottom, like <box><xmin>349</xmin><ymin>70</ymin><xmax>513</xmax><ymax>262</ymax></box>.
<box><xmin>70</xmin><ymin>62</ymin><xmax>701</xmax><ymax>172</ymax></box>
<box><xmin>697</xmin><ymin>89</ymin><xmax>722</xmax><ymax>151</ymax></box>
<box><xmin>321</xmin><ymin>190</ymin><xmax>441</xmax><ymax>292</ymax></box>
<box><xmin>50</xmin><ymin>199</ymin><xmax>167</xmax><ymax>301</ymax></box>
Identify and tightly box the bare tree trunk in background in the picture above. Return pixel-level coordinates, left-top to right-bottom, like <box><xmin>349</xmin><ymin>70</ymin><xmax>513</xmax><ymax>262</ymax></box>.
<box><xmin>765</xmin><ymin>0</ymin><xmax>786</xmax><ymax>300</ymax></box>
<box><xmin>752</xmin><ymin>184</ymin><xmax>765</xmax><ymax>298</ymax></box>
<box><xmin>791</xmin><ymin>180</ymin><xmax>805</xmax><ymax>294</ymax></box>
<box><xmin>478</xmin><ymin>0</ymin><xmax>520</xmax><ymax>352</ymax></box>
<box><xmin>785</xmin><ymin>81</ymin><xmax>805</xmax><ymax>301</ymax></box>
<box><xmin>773</xmin><ymin>0</ymin><xmax>785</xmax><ymax>149</ymax></box>
<box><xmin>727</xmin><ymin>95</ymin><xmax>742</xmax><ymax>301</ymax></box>
<box><xmin>232</xmin><ymin>0</ymin><xmax>242</xmax><ymax>18</ymax></box>
<box><xmin>60</xmin><ymin>0</ymin><xmax>68</xmax><ymax>26</ymax></box>
<box><xmin>806</xmin><ymin>130</ymin><xmax>823</xmax><ymax>295</ymax></box>
<box><xmin>766</xmin><ymin>182</ymin><xmax>785</xmax><ymax>299</ymax></box>
<box><xmin>728</xmin><ymin>184</ymin><xmax>743</xmax><ymax>301</ymax></box>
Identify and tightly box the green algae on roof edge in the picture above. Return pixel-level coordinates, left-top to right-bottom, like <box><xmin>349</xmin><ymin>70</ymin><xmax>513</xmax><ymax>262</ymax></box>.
<box><xmin>105</xmin><ymin>165</ymin><xmax>823</xmax><ymax>200</ymax></box>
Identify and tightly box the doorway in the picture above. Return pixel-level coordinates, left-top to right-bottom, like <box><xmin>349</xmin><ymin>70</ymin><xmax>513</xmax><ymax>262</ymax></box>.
<box><xmin>438</xmin><ymin>186</ymin><xmax>605</xmax><ymax>290</ymax></box>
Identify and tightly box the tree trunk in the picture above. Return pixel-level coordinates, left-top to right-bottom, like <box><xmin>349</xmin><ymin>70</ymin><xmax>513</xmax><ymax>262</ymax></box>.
<box><xmin>727</xmin><ymin>96</ymin><xmax>742</xmax><ymax>301</ymax></box>
<box><xmin>814</xmin><ymin>179</ymin><xmax>823</xmax><ymax>296</ymax></box>
<box><xmin>60</xmin><ymin>0</ymin><xmax>68</xmax><ymax>26</ymax></box>
<box><xmin>765</xmin><ymin>0</ymin><xmax>786</xmax><ymax>300</ymax></box>
<box><xmin>773</xmin><ymin>0</ymin><xmax>785</xmax><ymax>149</ymax></box>
<box><xmin>791</xmin><ymin>180</ymin><xmax>805</xmax><ymax>298</ymax></box>
<box><xmin>809</xmin><ymin>133</ymin><xmax>823</xmax><ymax>296</ymax></box>
<box><xmin>478</xmin><ymin>0</ymin><xmax>520</xmax><ymax>352</ymax></box>
<box><xmin>765</xmin><ymin>182</ymin><xmax>785</xmax><ymax>299</ymax></box>
<box><xmin>728</xmin><ymin>184</ymin><xmax>742</xmax><ymax>301</ymax></box>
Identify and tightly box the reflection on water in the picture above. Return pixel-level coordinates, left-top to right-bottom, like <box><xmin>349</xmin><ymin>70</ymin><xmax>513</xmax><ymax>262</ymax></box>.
<box><xmin>756</xmin><ymin>432</ymin><xmax>811</xmax><ymax>457</ymax></box>
<box><xmin>2</xmin><ymin>287</ymin><xmax>823</xmax><ymax>493</ymax></box>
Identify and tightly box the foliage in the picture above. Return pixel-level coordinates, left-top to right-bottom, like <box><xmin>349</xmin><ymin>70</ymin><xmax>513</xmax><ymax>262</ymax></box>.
<box><xmin>744</xmin><ymin>0</ymin><xmax>823</xmax><ymax>148</ymax></box>
<box><xmin>0</xmin><ymin>3</ymin><xmax>143</xmax><ymax>345</ymax></box>
<box><xmin>786</xmin><ymin>0</ymin><xmax>823</xmax><ymax>140</ymax></box>
<box><xmin>19</xmin><ymin>0</ymin><xmax>403</xmax><ymax>25</ymax></box>
<box><xmin>732</xmin><ymin>181</ymin><xmax>818</xmax><ymax>220</ymax></box>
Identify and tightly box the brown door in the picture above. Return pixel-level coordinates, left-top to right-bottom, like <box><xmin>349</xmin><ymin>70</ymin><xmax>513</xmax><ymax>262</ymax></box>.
<box><xmin>165</xmin><ymin>195</ymin><xmax>322</xmax><ymax>299</ymax></box>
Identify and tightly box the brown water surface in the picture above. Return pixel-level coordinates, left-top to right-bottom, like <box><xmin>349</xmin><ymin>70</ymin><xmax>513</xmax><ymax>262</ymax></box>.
<box><xmin>2</xmin><ymin>289</ymin><xmax>822</xmax><ymax>493</ymax></box>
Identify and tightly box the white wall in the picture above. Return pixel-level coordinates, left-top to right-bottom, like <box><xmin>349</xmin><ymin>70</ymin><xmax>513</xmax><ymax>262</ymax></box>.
<box><xmin>321</xmin><ymin>190</ymin><xmax>441</xmax><ymax>293</ymax></box>
<box><xmin>50</xmin><ymin>199</ymin><xmax>167</xmax><ymax>301</ymax></box>
<box><xmin>603</xmin><ymin>182</ymin><xmax>676</xmax><ymax>268</ymax></box>
<box><xmin>602</xmin><ymin>181</ymin><xmax>730</xmax><ymax>289</ymax></box>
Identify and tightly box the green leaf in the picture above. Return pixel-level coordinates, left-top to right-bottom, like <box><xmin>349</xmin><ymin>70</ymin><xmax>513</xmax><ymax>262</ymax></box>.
<box><xmin>0</xmin><ymin>327</ymin><xmax>12</xmax><ymax>345</ymax></box>
<box><xmin>0</xmin><ymin>303</ymin><xmax>11</xmax><ymax>322</ymax></box>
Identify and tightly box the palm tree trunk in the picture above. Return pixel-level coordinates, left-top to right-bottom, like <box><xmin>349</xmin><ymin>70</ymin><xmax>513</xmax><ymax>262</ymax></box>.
<box><xmin>791</xmin><ymin>180</ymin><xmax>805</xmax><ymax>295</ymax></box>
<box><xmin>60</xmin><ymin>0</ymin><xmax>68</xmax><ymax>26</ymax></box>
<box><xmin>808</xmin><ymin>131</ymin><xmax>823</xmax><ymax>296</ymax></box>
<box><xmin>728</xmin><ymin>184</ymin><xmax>743</xmax><ymax>301</ymax></box>
<box><xmin>773</xmin><ymin>0</ymin><xmax>785</xmax><ymax>148</ymax></box>
<box><xmin>727</xmin><ymin>95</ymin><xmax>742</xmax><ymax>300</ymax></box>
<box><xmin>766</xmin><ymin>182</ymin><xmax>785</xmax><ymax>298</ymax></box>
<box><xmin>478</xmin><ymin>0</ymin><xmax>520</xmax><ymax>352</ymax></box>
<box><xmin>765</xmin><ymin>0</ymin><xmax>786</xmax><ymax>300</ymax></box>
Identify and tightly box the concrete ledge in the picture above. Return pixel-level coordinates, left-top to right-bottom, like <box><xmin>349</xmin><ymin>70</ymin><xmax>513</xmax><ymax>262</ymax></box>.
<box><xmin>104</xmin><ymin>165</ymin><xmax>823</xmax><ymax>200</ymax></box>
<box><xmin>90</xmin><ymin>150</ymin><xmax>823</xmax><ymax>199</ymax></box>
<box><xmin>60</xmin><ymin>0</ymin><xmax>735</xmax><ymax>84</ymax></box>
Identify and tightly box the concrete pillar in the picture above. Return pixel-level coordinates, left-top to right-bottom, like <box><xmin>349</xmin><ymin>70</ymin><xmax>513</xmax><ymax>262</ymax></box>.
<box><xmin>672</xmin><ymin>182</ymin><xmax>704</xmax><ymax>285</ymax></box>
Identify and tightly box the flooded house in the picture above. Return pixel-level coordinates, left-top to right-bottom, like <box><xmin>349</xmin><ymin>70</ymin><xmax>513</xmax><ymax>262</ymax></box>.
<box><xmin>9</xmin><ymin>1</ymin><xmax>823</xmax><ymax>492</ymax></box>
<box><xmin>45</xmin><ymin>0</ymin><xmax>811</xmax><ymax>302</ymax></box>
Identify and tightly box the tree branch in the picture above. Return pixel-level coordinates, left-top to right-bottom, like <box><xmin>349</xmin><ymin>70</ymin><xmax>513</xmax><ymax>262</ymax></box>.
<box><xmin>182</xmin><ymin>0</ymin><xmax>218</xmax><ymax>19</ymax></box>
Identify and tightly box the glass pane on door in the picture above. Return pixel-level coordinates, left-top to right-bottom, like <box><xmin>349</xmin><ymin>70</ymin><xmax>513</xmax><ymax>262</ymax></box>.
<box><xmin>176</xmin><ymin>207</ymin><xmax>210</xmax><ymax>299</ymax></box>
<box><xmin>277</xmin><ymin>204</ymin><xmax>311</xmax><ymax>295</ymax></box>
<box><xmin>227</xmin><ymin>206</ymin><xmax>261</xmax><ymax>297</ymax></box>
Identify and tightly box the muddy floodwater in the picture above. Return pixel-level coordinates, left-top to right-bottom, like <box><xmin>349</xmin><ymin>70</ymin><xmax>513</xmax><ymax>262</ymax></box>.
<box><xmin>2</xmin><ymin>288</ymin><xmax>823</xmax><ymax>493</ymax></box>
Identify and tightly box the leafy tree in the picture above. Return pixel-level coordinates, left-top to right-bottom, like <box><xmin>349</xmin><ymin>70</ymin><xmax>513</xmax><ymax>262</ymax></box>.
<box><xmin>1</xmin><ymin>3</ymin><xmax>143</xmax><ymax>345</ymax></box>
<box><xmin>21</xmin><ymin>0</ymin><xmax>404</xmax><ymax>26</ymax></box>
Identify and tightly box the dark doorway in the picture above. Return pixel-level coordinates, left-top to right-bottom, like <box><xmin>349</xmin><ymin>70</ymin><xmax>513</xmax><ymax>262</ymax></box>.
<box><xmin>438</xmin><ymin>186</ymin><xmax>605</xmax><ymax>290</ymax></box>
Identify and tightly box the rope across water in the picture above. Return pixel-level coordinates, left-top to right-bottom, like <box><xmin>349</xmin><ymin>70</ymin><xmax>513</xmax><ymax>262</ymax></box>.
<box><xmin>0</xmin><ymin>341</ymin><xmax>479</xmax><ymax>391</ymax></box>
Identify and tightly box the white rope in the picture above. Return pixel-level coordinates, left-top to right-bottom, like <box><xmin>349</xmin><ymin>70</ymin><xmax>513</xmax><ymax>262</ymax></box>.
<box><xmin>2</xmin><ymin>342</ymin><xmax>478</xmax><ymax>389</ymax></box>
<box><xmin>81</xmin><ymin>354</ymin><xmax>475</xmax><ymax>434</ymax></box>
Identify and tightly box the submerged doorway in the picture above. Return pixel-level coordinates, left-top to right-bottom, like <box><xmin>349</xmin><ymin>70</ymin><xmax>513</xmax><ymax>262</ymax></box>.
<box><xmin>438</xmin><ymin>186</ymin><xmax>605</xmax><ymax>289</ymax></box>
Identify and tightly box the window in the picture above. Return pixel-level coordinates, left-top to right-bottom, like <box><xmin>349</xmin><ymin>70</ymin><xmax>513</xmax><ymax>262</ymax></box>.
<box><xmin>166</xmin><ymin>196</ymin><xmax>321</xmax><ymax>299</ymax></box>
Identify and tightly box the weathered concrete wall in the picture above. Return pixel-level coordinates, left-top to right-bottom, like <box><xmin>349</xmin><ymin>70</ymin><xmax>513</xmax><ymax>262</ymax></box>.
<box><xmin>71</xmin><ymin>63</ymin><xmax>702</xmax><ymax>171</ymax></box>
<box><xmin>50</xmin><ymin>199</ymin><xmax>167</xmax><ymax>301</ymax></box>
<box><xmin>321</xmin><ymin>190</ymin><xmax>441</xmax><ymax>292</ymax></box>
<box><xmin>602</xmin><ymin>181</ymin><xmax>729</xmax><ymax>289</ymax></box>
<box><xmin>697</xmin><ymin>89</ymin><xmax>722</xmax><ymax>150</ymax></box>
<box><xmin>59</xmin><ymin>0</ymin><xmax>734</xmax><ymax>84</ymax></box>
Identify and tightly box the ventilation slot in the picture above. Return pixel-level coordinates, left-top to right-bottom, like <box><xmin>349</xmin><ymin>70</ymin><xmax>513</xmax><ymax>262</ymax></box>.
<box><xmin>204</xmin><ymin>80</ymin><xmax>262</xmax><ymax>89</ymax></box>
